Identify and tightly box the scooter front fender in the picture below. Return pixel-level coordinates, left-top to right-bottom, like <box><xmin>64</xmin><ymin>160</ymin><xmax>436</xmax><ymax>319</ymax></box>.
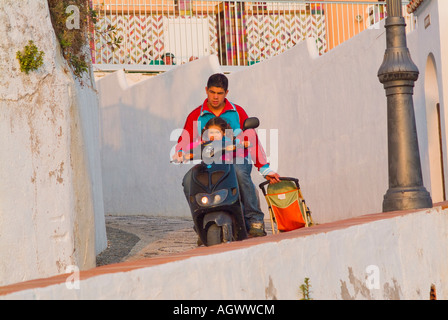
<box><xmin>202</xmin><ymin>211</ymin><xmax>232</xmax><ymax>229</ymax></box>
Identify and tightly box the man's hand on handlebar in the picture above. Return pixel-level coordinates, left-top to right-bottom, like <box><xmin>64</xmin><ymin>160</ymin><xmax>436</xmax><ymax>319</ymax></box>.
<box><xmin>226</xmin><ymin>140</ymin><xmax>250</xmax><ymax>151</ymax></box>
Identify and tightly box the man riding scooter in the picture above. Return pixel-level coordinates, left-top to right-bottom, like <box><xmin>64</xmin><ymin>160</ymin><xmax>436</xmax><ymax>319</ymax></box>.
<box><xmin>173</xmin><ymin>73</ymin><xmax>280</xmax><ymax>237</ymax></box>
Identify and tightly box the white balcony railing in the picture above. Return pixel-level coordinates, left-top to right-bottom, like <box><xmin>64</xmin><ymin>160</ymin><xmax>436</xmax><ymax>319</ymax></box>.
<box><xmin>91</xmin><ymin>0</ymin><xmax>414</xmax><ymax>72</ymax></box>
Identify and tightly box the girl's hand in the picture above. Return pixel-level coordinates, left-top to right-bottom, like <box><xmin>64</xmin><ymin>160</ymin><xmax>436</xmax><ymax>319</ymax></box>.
<box><xmin>171</xmin><ymin>151</ymin><xmax>185</xmax><ymax>163</ymax></box>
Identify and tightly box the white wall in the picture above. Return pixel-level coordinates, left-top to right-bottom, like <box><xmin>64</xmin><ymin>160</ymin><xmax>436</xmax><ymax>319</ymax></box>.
<box><xmin>97</xmin><ymin>57</ymin><xmax>221</xmax><ymax>217</ymax></box>
<box><xmin>411</xmin><ymin>0</ymin><xmax>439</xmax><ymax>202</ymax></box>
<box><xmin>227</xmin><ymin>34</ymin><xmax>390</xmax><ymax>223</ymax></box>
<box><xmin>96</xmin><ymin>2</ymin><xmax>448</xmax><ymax>223</ymax></box>
<box><xmin>2</xmin><ymin>206</ymin><xmax>447</xmax><ymax>300</ymax></box>
<box><xmin>0</xmin><ymin>0</ymin><xmax>106</xmax><ymax>286</ymax></box>
<box><xmin>74</xmin><ymin>74</ymin><xmax>107</xmax><ymax>255</ymax></box>
<box><xmin>412</xmin><ymin>0</ymin><xmax>448</xmax><ymax>203</ymax></box>
<box><xmin>98</xmin><ymin>28</ymin><xmax>390</xmax><ymax>223</ymax></box>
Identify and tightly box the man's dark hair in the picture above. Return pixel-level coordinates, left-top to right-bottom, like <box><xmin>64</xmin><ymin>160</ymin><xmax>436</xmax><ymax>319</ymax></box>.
<box><xmin>207</xmin><ymin>73</ymin><xmax>228</xmax><ymax>91</ymax></box>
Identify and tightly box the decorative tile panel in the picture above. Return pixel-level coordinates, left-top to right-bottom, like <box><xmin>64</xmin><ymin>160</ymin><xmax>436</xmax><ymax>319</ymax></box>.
<box><xmin>94</xmin><ymin>12</ymin><xmax>326</xmax><ymax>65</ymax></box>
<box><xmin>246</xmin><ymin>13</ymin><xmax>327</xmax><ymax>63</ymax></box>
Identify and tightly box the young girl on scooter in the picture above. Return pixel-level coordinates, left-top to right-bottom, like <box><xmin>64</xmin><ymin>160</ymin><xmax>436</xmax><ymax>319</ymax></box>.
<box><xmin>183</xmin><ymin>117</ymin><xmax>249</xmax><ymax>162</ymax></box>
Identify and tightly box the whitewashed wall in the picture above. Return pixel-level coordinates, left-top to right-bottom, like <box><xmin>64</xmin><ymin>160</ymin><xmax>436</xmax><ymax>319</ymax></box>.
<box><xmin>411</xmin><ymin>0</ymin><xmax>448</xmax><ymax>204</ymax></box>
<box><xmin>226</xmin><ymin>34</ymin><xmax>390</xmax><ymax>223</ymax></box>
<box><xmin>97</xmin><ymin>29</ymin><xmax>390</xmax><ymax>223</ymax></box>
<box><xmin>2</xmin><ymin>206</ymin><xmax>447</xmax><ymax>300</ymax></box>
<box><xmin>0</xmin><ymin>0</ymin><xmax>106</xmax><ymax>286</ymax></box>
<box><xmin>96</xmin><ymin>1</ymin><xmax>447</xmax><ymax>223</ymax></box>
<box><xmin>97</xmin><ymin>57</ymin><xmax>221</xmax><ymax>217</ymax></box>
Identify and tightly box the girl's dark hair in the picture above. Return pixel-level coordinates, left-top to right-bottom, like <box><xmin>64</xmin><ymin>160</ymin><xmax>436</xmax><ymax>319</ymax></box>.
<box><xmin>207</xmin><ymin>73</ymin><xmax>228</xmax><ymax>91</ymax></box>
<box><xmin>203</xmin><ymin>117</ymin><xmax>231</xmax><ymax>138</ymax></box>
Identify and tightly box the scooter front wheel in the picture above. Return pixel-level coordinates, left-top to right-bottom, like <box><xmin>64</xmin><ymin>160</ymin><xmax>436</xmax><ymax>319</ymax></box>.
<box><xmin>206</xmin><ymin>223</ymin><xmax>233</xmax><ymax>246</ymax></box>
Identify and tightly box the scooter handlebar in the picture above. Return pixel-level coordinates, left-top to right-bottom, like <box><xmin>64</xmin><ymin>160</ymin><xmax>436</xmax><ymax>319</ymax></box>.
<box><xmin>174</xmin><ymin>140</ymin><xmax>251</xmax><ymax>162</ymax></box>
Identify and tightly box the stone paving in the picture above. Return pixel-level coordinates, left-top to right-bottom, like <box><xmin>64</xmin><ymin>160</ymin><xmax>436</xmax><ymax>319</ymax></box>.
<box><xmin>96</xmin><ymin>215</ymin><xmax>197</xmax><ymax>266</ymax></box>
<box><xmin>95</xmin><ymin>215</ymin><xmax>274</xmax><ymax>267</ymax></box>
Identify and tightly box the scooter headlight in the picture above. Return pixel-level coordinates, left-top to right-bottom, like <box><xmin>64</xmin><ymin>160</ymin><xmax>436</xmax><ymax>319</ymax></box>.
<box><xmin>196</xmin><ymin>189</ymin><xmax>228</xmax><ymax>207</ymax></box>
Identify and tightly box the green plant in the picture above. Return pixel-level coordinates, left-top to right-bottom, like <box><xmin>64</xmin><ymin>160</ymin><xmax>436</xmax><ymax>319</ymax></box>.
<box><xmin>47</xmin><ymin>0</ymin><xmax>122</xmax><ymax>82</ymax></box>
<box><xmin>299</xmin><ymin>277</ymin><xmax>313</xmax><ymax>300</ymax></box>
<box><xmin>47</xmin><ymin>0</ymin><xmax>96</xmax><ymax>80</ymax></box>
<box><xmin>16</xmin><ymin>40</ymin><xmax>45</xmax><ymax>74</ymax></box>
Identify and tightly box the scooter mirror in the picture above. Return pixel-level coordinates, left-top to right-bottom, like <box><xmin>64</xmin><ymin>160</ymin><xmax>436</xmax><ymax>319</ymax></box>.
<box><xmin>243</xmin><ymin>117</ymin><xmax>260</xmax><ymax>131</ymax></box>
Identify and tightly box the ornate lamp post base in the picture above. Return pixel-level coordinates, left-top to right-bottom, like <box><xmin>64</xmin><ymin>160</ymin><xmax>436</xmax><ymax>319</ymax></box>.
<box><xmin>383</xmin><ymin>186</ymin><xmax>433</xmax><ymax>212</ymax></box>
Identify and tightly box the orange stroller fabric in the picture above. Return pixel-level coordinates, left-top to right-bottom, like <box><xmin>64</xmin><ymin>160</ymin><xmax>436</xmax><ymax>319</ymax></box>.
<box><xmin>271</xmin><ymin>198</ymin><xmax>306</xmax><ymax>231</ymax></box>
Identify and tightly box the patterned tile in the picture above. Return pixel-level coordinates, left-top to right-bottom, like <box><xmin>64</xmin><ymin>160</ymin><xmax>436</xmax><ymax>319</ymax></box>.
<box><xmin>93</xmin><ymin>11</ymin><xmax>326</xmax><ymax>65</ymax></box>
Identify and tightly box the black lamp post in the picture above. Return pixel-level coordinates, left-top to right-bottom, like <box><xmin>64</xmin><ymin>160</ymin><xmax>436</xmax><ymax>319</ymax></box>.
<box><xmin>377</xmin><ymin>0</ymin><xmax>432</xmax><ymax>212</ymax></box>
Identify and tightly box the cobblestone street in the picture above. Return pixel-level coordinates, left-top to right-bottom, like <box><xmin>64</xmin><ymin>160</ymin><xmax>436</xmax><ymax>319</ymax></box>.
<box><xmin>96</xmin><ymin>216</ymin><xmax>197</xmax><ymax>266</ymax></box>
<box><xmin>96</xmin><ymin>215</ymin><xmax>273</xmax><ymax>267</ymax></box>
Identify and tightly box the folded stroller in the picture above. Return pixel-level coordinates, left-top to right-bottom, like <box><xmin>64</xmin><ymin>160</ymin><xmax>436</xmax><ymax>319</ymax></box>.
<box><xmin>259</xmin><ymin>177</ymin><xmax>313</xmax><ymax>234</ymax></box>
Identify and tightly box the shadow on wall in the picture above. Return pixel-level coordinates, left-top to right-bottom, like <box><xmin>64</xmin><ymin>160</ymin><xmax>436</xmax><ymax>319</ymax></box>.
<box><xmin>100</xmin><ymin>102</ymin><xmax>190</xmax><ymax>216</ymax></box>
<box><xmin>97</xmin><ymin>56</ymin><xmax>222</xmax><ymax>217</ymax></box>
<box><xmin>226</xmin><ymin>34</ymin><xmax>389</xmax><ymax>223</ymax></box>
<box><xmin>97</xmin><ymin>29</ymin><xmax>391</xmax><ymax>223</ymax></box>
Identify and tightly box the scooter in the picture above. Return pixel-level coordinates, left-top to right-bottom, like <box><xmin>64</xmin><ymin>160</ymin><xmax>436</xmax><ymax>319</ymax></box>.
<box><xmin>184</xmin><ymin>117</ymin><xmax>260</xmax><ymax>246</ymax></box>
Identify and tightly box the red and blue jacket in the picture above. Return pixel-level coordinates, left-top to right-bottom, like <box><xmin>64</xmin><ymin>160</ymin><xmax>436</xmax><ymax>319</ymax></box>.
<box><xmin>176</xmin><ymin>98</ymin><xmax>273</xmax><ymax>176</ymax></box>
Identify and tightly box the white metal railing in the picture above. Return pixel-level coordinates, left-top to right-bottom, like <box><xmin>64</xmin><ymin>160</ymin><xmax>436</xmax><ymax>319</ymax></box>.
<box><xmin>91</xmin><ymin>1</ymin><xmax>414</xmax><ymax>72</ymax></box>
